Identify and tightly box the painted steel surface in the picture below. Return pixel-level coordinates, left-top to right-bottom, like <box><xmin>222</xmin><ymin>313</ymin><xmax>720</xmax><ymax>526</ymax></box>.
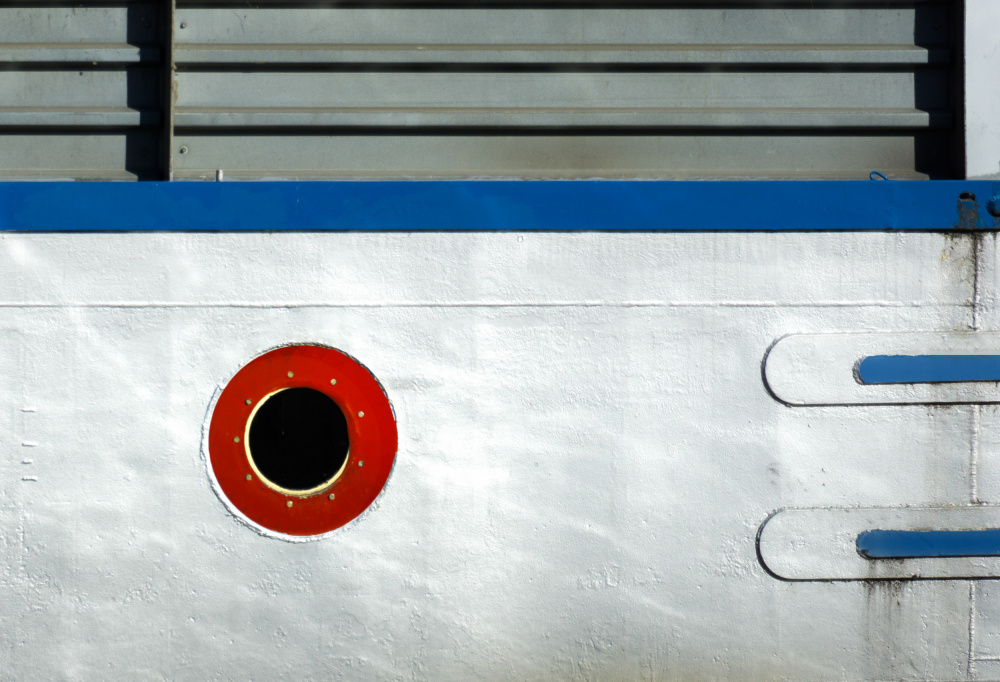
<box><xmin>765</xmin><ymin>332</ymin><xmax>1000</xmax><ymax>405</ymax></box>
<box><xmin>760</xmin><ymin>507</ymin><xmax>1000</xmax><ymax>580</ymax></box>
<box><xmin>1</xmin><ymin>180</ymin><xmax>999</xmax><ymax>232</ymax></box>
<box><xmin>966</xmin><ymin>0</ymin><xmax>1000</xmax><ymax>179</ymax></box>
<box><xmin>4</xmin><ymin>228</ymin><xmax>1000</xmax><ymax>679</ymax></box>
<box><xmin>0</xmin><ymin>1</ymin><xmax>991</xmax><ymax>678</ymax></box>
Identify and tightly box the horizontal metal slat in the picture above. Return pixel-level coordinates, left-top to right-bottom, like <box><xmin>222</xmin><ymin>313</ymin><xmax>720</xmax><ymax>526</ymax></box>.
<box><xmin>0</xmin><ymin>108</ymin><xmax>160</xmax><ymax>127</ymax></box>
<box><xmin>0</xmin><ymin>69</ymin><xmax>160</xmax><ymax>110</ymax></box>
<box><xmin>0</xmin><ymin>6</ymin><xmax>159</xmax><ymax>45</ymax></box>
<box><xmin>175</xmin><ymin>45</ymin><xmax>949</xmax><ymax>65</ymax></box>
<box><xmin>175</xmin><ymin>8</ymin><xmax>949</xmax><ymax>47</ymax></box>
<box><xmin>174</xmin><ymin>0</ymin><xmax>951</xmax><ymax>5</ymax></box>
<box><xmin>175</xmin><ymin>71</ymin><xmax>949</xmax><ymax>121</ymax></box>
<box><xmin>0</xmin><ymin>45</ymin><xmax>160</xmax><ymax>64</ymax></box>
<box><xmin>173</xmin><ymin>107</ymin><xmax>947</xmax><ymax>129</ymax></box>
<box><xmin>0</xmin><ymin>132</ymin><xmax>159</xmax><ymax>180</ymax></box>
<box><xmin>171</xmin><ymin>133</ymin><xmax>931</xmax><ymax>180</ymax></box>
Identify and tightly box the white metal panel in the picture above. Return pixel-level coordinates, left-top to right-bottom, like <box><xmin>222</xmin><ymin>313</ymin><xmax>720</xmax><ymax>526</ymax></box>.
<box><xmin>765</xmin><ymin>332</ymin><xmax>1000</xmax><ymax>406</ymax></box>
<box><xmin>760</xmin><ymin>507</ymin><xmax>1000</xmax><ymax>580</ymax></box>
<box><xmin>0</xmin><ymin>230</ymin><xmax>987</xmax><ymax>679</ymax></box>
<box><xmin>966</xmin><ymin>0</ymin><xmax>1000</xmax><ymax>178</ymax></box>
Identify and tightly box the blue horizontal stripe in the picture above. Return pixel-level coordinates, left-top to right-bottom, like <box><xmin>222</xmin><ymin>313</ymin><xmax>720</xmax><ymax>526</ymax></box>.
<box><xmin>858</xmin><ymin>355</ymin><xmax>1000</xmax><ymax>384</ymax></box>
<box><xmin>857</xmin><ymin>529</ymin><xmax>1000</xmax><ymax>559</ymax></box>
<box><xmin>0</xmin><ymin>180</ymin><xmax>997</xmax><ymax>232</ymax></box>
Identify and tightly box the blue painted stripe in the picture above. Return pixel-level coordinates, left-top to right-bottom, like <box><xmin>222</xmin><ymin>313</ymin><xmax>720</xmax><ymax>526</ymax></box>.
<box><xmin>858</xmin><ymin>355</ymin><xmax>1000</xmax><ymax>384</ymax></box>
<box><xmin>0</xmin><ymin>180</ymin><xmax>997</xmax><ymax>232</ymax></box>
<box><xmin>857</xmin><ymin>529</ymin><xmax>1000</xmax><ymax>559</ymax></box>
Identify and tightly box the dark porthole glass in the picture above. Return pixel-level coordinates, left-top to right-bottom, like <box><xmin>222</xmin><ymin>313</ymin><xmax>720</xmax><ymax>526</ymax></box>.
<box><xmin>248</xmin><ymin>388</ymin><xmax>349</xmax><ymax>492</ymax></box>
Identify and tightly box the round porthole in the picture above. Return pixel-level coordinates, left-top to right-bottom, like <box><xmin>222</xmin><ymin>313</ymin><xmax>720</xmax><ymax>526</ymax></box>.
<box><xmin>206</xmin><ymin>345</ymin><xmax>397</xmax><ymax>538</ymax></box>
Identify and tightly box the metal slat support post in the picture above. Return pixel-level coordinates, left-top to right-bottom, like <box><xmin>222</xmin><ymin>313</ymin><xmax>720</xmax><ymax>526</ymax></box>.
<box><xmin>160</xmin><ymin>0</ymin><xmax>176</xmax><ymax>180</ymax></box>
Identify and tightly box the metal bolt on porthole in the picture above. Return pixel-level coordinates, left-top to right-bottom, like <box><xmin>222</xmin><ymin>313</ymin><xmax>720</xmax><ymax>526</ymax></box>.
<box><xmin>179</xmin><ymin>146</ymin><xmax>188</xmax><ymax>154</ymax></box>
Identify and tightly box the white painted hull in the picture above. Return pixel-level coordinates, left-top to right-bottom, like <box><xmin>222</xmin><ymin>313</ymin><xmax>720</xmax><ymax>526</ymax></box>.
<box><xmin>2</xmin><ymin>232</ymin><xmax>996</xmax><ymax>679</ymax></box>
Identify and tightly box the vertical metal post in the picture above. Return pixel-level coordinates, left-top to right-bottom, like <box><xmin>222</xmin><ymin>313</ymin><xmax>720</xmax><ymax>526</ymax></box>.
<box><xmin>160</xmin><ymin>0</ymin><xmax>176</xmax><ymax>180</ymax></box>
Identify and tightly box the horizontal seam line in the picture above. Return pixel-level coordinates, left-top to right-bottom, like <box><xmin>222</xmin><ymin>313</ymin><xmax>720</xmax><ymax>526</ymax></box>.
<box><xmin>0</xmin><ymin>301</ymin><xmax>967</xmax><ymax>309</ymax></box>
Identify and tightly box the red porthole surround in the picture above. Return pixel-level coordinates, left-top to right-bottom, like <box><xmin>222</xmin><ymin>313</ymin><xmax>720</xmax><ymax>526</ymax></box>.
<box><xmin>207</xmin><ymin>344</ymin><xmax>397</xmax><ymax>537</ymax></box>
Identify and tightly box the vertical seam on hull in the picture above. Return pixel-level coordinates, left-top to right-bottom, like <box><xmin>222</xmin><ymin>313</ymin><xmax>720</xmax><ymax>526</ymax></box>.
<box><xmin>971</xmin><ymin>581</ymin><xmax>978</xmax><ymax>678</ymax></box>
<box><xmin>972</xmin><ymin>404</ymin><xmax>982</xmax><ymax>505</ymax></box>
<box><xmin>972</xmin><ymin>232</ymin><xmax>982</xmax><ymax>331</ymax></box>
